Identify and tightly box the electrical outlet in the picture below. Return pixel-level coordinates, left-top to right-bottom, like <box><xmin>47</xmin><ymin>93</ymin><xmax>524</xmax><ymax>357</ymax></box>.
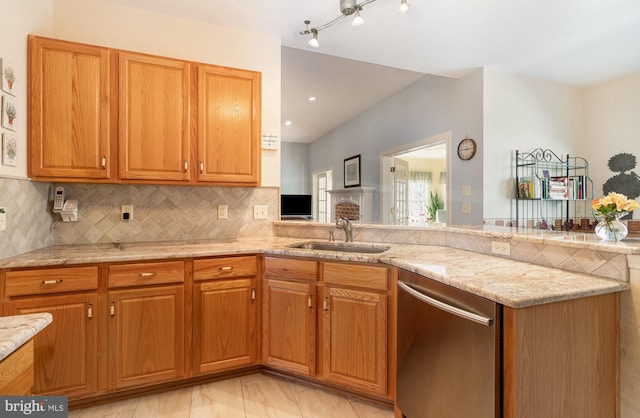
<box><xmin>121</xmin><ymin>204</ymin><xmax>133</xmax><ymax>221</ymax></box>
<box><xmin>253</xmin><ymin>205</ymin><xmax>268</xmax><ymax>220</ymax></box>
<box><xmin>462</xmin><ymin>203</ymin><xmax>472</xmax><ymax>214</ymax></box>
<box><xmin>491</xmin><ymin>240</ymin><xmax>511</xmax><ymax>256</ymax></box>
<box><xmin>218</xmin><ymin>204</ymin><xmax>228</xmax><ymax>219</ymax></box>
<box><xmin>462</xmin><ymin>185</ymin><xmax>471</xmax><ymax>196</ymax></box>
<box><xmin>0</xmin><ymin>207</ymin><xmax>6</xmax><ymax>232</ymax></box>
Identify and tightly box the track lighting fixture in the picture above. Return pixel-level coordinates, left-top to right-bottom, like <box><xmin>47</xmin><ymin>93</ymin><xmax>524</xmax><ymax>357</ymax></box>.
<box><xmin>300</xmin><ymin>0</ymin><xmax>410</xmax><ymax>48</ymax></box>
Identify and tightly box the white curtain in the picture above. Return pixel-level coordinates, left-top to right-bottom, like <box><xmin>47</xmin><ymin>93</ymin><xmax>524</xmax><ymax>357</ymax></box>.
<box><xmin>408</xmin><ymin>171</ymin><xmax>432</xmax><ymax>224</ymax></box>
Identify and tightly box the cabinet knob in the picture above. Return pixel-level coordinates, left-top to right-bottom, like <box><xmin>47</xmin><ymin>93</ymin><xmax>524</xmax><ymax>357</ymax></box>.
<box><xmin>88</xmin><ymin>303</ymin><xmax>93</xmax><ymax>319</ymax></box>
<box><xmin>138</xmin><ymin>272</ymin><xmax>156</xmax><ymax>278</ymax></box>
<box><xmin>42</xmin><ymin>279</ymin><xmax>63</xmax><ymax>285</ymax></box>
<box><xmin>101</xmin><ymin>156</ymin><xmax>106</xmax><ymax>169</ymax></box>
<box><xmin>251</xmin><ymin>288</ymin><xmax>256</xmax><ymax>301</ymax></box>
<box><xmin>323</xmin><ymin>297</ymin><xmax>328</xmax><ymax>311</ymax></box>
<box><xmin>219</xmin><ymin>266</ymin><xmax>233</xmax><ymax>272</ymax></box>
<box><xmin>184</xmin><ymin>160</ymin><xmax>188</xmax><ymax>172</ymax></box>
<box><xmin>200</xmin><ymin>161</ymin><xmax>204</xmax><ymax>173</ymax></box>
<box><xmin>308</xmin><ymin>295</ymin><xmax>313</xmax><ymax>309</ymax></box>
<box><xmin>110</xmin><ymin>302</ymin><xmax>115</xmax><ymax>316</ymax></box>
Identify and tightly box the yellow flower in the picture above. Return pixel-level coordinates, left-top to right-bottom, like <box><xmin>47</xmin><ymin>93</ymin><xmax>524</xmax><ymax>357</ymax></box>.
<box><xmin>592</xmin><ymin>192</ymin><xmax>639</xmax><ymax>217</ymax></box>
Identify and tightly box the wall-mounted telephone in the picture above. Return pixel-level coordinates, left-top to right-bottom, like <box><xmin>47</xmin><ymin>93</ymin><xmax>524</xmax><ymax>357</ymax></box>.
<box><xmin>53</xmin><ymin>186</ymin><xmax>65</xmax><ymax>213</ymax></box>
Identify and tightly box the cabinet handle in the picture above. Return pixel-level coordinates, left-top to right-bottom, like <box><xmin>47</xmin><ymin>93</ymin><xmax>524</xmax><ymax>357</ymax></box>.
<box><xmin>138</xmin><ymin>272</ymin><xmax>156</xmax><ymax>278</ymax></box>
<box><xmin>184</xmin><ymin>160</ymin><xmax>188</xmax><ymax>172</ymax></box>
<box><xmin>110</xmin><ymin>302</ymin><xmax>115</xmax><ymax>316</ymax></box>
<box><xmin>200</xmin><ymin>161</ymin><xmax>204</xmax><ymax>173</ymax></box>
<box><xmin>219</xmin><ymin>266</ymin><xmax>233</xmax><ymax>272</ymax></box>
<box><xmin>101</xmin><ymin>156</ymin><xmax>106</xmax><ymax>169</ymax></box>
<box><xmin>42</xmin><ymin>279</ymin><xmax>63</xmax><ymax>285</ymax></box>
<box><xmin>88</xmin><ymin>303</ymin><xmax>93</xmax><ymax>319</ymax></box>
<box><xmin>251</xmin><ymin>288</ymin><xmax>256</xmax><ymax>301</ymax></box>
<box><xmin>308</xmin><ymin>295</ymin><xmax>313</xmax><ymax>309</ymax></box>
<box><xmin>323</xmin><ymin>297</ymin><xmax>328</xmax><ymax>311</ymax></box>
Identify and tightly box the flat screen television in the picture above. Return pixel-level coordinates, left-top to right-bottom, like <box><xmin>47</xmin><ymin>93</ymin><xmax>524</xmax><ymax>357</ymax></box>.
<box><xmin>281</xmin><ymin>194</ymin><xmax>312</xmax><ymax>219</ymax></box>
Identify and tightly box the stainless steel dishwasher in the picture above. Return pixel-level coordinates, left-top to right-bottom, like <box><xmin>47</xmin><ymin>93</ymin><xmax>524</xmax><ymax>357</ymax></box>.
<box><xmin>397</xmin><ymin>269</ymin><xmax>501</xmax><ymax>418</ymax></box>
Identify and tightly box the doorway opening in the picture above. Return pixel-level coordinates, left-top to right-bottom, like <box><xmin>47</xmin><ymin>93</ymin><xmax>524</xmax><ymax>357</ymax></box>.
<box><xmin>380</xmin><ymin>132</ymin><xmax>451</xmax><ymax>225</ymax></box>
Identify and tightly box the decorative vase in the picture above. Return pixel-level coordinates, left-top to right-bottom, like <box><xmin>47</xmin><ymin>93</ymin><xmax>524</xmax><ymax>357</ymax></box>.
<box><xmin>594</xmin><ymin>212</ymin><xmax>628</xmax><ymax>241</ymax></box>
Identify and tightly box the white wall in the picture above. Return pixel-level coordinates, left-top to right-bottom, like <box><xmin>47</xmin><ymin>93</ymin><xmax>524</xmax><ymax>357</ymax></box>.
<box><xmin>281</xmin><ymin>142</ymin><xmax>311</xmax><ymax>194</ymax></box>
<box><xmin>585</xmin><ymin>71</ymin><xmax>640</xmax><ymax>216</ymax></box>
<box><xmin>46</xmin><ymin>0</ymin><xmax>281</xmax><ymax>187</ymax></box>
<box><xmin>0</xmin><ymin>0</ymin><xmax>53</xmax><ymax>179</ymax></box>
<box><xmin>483</xmin><ymin>68</ymin><xmax>585</xmax><ymax>221</ymax></box>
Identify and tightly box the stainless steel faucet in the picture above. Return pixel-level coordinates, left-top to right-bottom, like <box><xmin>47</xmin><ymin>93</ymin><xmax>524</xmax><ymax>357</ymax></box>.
<box><xmin>336</xmin><ymin>218</ymin><xmax>353</xmax><ymax>242</ymax></box>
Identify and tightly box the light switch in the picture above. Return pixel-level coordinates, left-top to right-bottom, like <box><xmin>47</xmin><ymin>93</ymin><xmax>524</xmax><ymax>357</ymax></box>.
<box><xmin>462</xmin><ymin>203</ymin><xmax>471</xmax><ymax>214</ymax></box>
<box><xmin>218</xmin><ymin>205</ymin><xmax>228</xmax><ymax>219</ymax></box>
<box><xmin>462</xmin><ymin>185</ymin><xmax>471</xmax><ymax>196</ymax></box>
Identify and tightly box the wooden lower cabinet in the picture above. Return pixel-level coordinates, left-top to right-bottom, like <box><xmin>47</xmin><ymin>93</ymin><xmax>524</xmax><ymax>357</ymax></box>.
<box><xmin>263</xmin><ymin>257</ymin><xmax>393</xmax><ymax>399</ymax></box>
<box><xmin>8</xmin><ymin>293</ymin><xmax>98</xmax><ymax>397</ymax></box>
<box><xmin>108</xmin><ymin>285</ymin><xmax>185</xmax><ymax>390</ymax></box>
<box><xmin>2</xmin><ymin>266</ymin><xmax>99</xmax><ymax>398</ymax></box>
<box><xmin>193</xmin><ymin>277</ymin><xmax>258</xmax><ymax>374</ymax></box>
<box><xmin>322</xmin><ymin>285</ymin><xmax>387</xmax><ymax>396</ymax></box>
<box><xmin>263</xmin><ymin>278</ymin><xmax>317</xmax><ymax>376</ymax></box>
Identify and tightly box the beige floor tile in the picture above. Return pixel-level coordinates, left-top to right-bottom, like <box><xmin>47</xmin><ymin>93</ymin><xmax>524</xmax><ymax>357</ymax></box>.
<box><xmin>190</xmin><ymin>377</ymin><xmax>246</xmax><ymax>418</ymax></box>
<box><xmin>132</xmin><ymin>386</ymin><xmax>193</xmax><ymax>418</ymax></box>
<box><xmin>73</xmin><ymin>397</ymin><xmax>139</xmax><ymax>418</ymax></box>
<box><xmin>293</xmin><ymin>386</ymin><xmax>359</xmax><ymax>418</ymax></box>
<box><xmin>350</xmin><ymin>399</ymin><xmax>395</xmax><ymax>418</ymax></box>
<box><xmin>242</xmin><ymin>375</ymin><xmax>302</xmax><ymax>418</ymax></box>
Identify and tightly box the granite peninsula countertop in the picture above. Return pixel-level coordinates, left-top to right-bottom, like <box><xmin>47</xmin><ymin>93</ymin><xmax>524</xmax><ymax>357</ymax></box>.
<box><xmin>0</xmin><ymin>237</ymin><xmax>629</xmax><ymax>308</ymax></box>
<box><xmin>0</xmin><ymin>313</ymin><xmax>52</xmax><ymax>361</ymax></box>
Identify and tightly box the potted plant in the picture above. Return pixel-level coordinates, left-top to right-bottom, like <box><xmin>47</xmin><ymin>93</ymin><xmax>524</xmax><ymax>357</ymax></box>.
<box><xmin>426</xmin><ymin>191</ymin><xmax>444</xmax><ymax>222</ymax></box>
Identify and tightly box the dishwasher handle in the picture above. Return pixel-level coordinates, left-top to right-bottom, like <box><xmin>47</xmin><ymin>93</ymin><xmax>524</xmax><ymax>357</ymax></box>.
<box><xmin>398</xmin><ymin>281</ymin><xmax>493</xmax><ymax>327</ymax></box>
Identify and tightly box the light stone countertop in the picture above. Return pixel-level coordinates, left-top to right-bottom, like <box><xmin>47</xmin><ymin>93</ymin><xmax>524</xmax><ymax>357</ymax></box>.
<box><xmin>0</xmin><ymin>237</ymin><xmax>629</xmax><ymax>308</ymax></box>
<box><xmin>0</xmin><ymin>313</ymin><xmax>52</xmax><ymax>361</ymax></box>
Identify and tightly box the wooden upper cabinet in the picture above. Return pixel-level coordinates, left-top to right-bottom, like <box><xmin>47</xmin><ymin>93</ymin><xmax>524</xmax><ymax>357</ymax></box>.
<box><xmin>28</xmin><ymin>36</ymin><xmax>114</xmax><ymax>181</ymax></box>
<box><xmin>119</xmin><ymin>52</ymin><xmax>191</xmax><ymax>181</ymax></box>
<box><xmin>197</xmin><ymin>64</ymin><xmax>261</xmax><ymax>186</ymax></box>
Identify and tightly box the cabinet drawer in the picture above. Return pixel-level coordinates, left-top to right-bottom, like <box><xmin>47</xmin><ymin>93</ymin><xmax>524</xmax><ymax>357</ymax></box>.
<box><xmin>323</xmin><ymin>262</ymin><xmax>388</xmax><ymax>290</ymax></box>
<box><xmin>193</xmin><ymin>256</ymin><xmax>257</xmax><ymax>281</ymax></box>
<box><xmin>108</xmin><ymin>260</ymin><xmax>184</xmax><ymax>288</ymax></box>
<box><xmin>265</xmin><ymin>257</ymin><xmax>317</xmax><ymax>282</ymax></box>
<box><xmin>5</xmin><ymin>266</ymin><xmax>98</xmax><ymax>297</ymax></box>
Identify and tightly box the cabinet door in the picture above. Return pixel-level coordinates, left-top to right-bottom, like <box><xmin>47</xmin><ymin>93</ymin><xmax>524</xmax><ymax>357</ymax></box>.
<box><xmin>28</xmin><ymin>36</ymin><xmax>113</xmax><ymax>180</ymax></box>
<box><xmin>119</xmin><ymin>52</ymin><xmax>191</xmax><ymax>181</ymax></box>
<box><xmin>197</xmin><ymin>64</ymin><xmax>261</xmax><ymax>185</ymax></box>
<box><xmin>9</xmin><ymin>293</ymin><xmax>98</xmax><ymax>398</ymax></box>
<box><xmin>263</xmin><ymin>279</ymin><xmax>316</xmax><ymax>376</ymax></box>
<box><xmin>108</xmin><ymin>285</ymin><xmax>184</xmax><ymax>390</ymax></box>
<box><xmin>193</xmin><ymin>278</ymin><xmax>257</xmax><ymax>375</ymax></box>
<box><xmin>322</xmin><ymin>286</ymin><xmax>387</xmax><ymax>395</ymax></box>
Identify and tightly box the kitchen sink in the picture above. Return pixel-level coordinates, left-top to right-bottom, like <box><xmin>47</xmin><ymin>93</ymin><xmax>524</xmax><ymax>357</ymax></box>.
<box><xmin>287</xmin><ymin>241</ymin><xmax>390</xmax><ymax>254</ymax></box>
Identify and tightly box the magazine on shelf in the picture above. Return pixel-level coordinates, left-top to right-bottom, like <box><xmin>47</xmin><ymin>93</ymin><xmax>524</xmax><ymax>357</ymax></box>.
<box><xmin>547</xmin><ymin>176</ymin><xmax>568</xmax><ymax>199</ymax></box>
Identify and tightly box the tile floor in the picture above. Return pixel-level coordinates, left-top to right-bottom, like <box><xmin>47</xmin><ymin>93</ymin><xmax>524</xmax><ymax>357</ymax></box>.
<box><xmin>68</xmin><ymin>373</ymin><xmax>395</xmax><ymax>418</ymax></box>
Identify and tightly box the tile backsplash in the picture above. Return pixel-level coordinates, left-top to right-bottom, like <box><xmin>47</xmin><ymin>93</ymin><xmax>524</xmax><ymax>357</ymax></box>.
<box><xmin>0</xmin><ymin>178</ymin><xmax>53</xmax><ymax>259</ymax></box>
<box><xmin>52</xmin><ymin>184</ymin><xmax>279</xmax><ymax>245</ymax></box>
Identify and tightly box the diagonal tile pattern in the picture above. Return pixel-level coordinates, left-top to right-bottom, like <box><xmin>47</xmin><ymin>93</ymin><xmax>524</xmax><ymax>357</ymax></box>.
<box><xmin>68</xmin><ymin>373</ymin><xmax>394</xmax><ymax>418</ymax></box>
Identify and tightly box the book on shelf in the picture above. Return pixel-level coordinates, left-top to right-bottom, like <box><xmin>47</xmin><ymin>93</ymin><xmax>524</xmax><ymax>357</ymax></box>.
<box><xmin>518</xmin><ymin>176</ymin><xmax>540</xmax><ymax>198</ymax></box>
<box><xmin>547</xmin><ymin>176</ymin><xmax>568</xmax><ymax>199</ymax></box>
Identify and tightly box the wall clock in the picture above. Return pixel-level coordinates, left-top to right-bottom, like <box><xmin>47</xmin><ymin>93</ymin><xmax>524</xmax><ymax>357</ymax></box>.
<box><xmin>457</xmin><ymin>138</ymin><xmax>477</xmax><ymax>160</ymax></box>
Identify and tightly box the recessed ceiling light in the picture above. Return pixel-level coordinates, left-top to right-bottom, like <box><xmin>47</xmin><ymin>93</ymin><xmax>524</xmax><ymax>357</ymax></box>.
<box><xmin>285</xmin><ymin>120</ymin><xmax>292</xmax><ymax>126</ymax></box>
<box><xmin>307</xmin><ymin>96</ymin><xmax>316</xmax><ymax>101</ymax></box>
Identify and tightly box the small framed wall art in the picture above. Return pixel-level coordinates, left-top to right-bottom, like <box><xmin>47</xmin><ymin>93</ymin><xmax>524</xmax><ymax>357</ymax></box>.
<box><xmin>1</xmin><ymin>95</ymin><xmax>17</xmax><ymax>130</ymax></box>
<box><xmin>344</xmin><ymin>154</ymin><xmax>361</xmax><ymax>188</ymax></box>
<box><xmin>1</xmin><ymin>59</ymin><xmax>16</xmax><ymax>96</ymax></box>
<box><xmin>2</xmin><ymin>132</ymin><xmax>18</xmax><ymax>166</ymax></box>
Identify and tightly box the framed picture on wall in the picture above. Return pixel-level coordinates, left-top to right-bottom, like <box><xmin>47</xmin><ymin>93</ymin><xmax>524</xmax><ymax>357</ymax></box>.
<box><xmin>1</xmin><ymin>95</ymin><xmax>18</xmax><ymax>131</ymax></box>
<box><xmin>2</xmin><ymin>132</ymin><xmax>18</xmax><ymax>166</ymax></box>
<box><xmin>344</xmin><ymin>154</ymin><xmax>361</xmax><ymax>188</ymax></box>
<box><xmin>1</xmin><ymin>59</ymin><xmax>16</xmax><ymax>96</ymax></box>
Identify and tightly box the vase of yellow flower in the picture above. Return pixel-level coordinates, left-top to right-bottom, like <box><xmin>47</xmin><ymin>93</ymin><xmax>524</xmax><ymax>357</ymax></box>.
<box><xmin>592</xmin><ymin>192</ymin><xmax>640</xmax><ymax>241</ymax></box>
